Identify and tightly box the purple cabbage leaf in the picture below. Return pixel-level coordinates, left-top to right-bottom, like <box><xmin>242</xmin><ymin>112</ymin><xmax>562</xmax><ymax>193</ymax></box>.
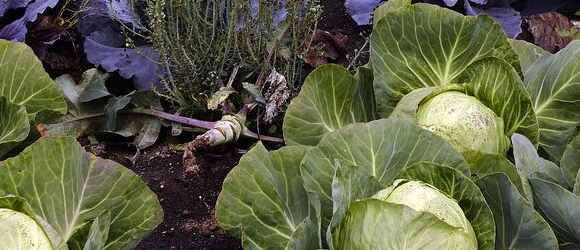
<box><xmin>84</xmin><ymin>28</ymin><xmax>162</xmax><ymax>90</ymax></box>
<box><xmin>0</xmin><ymin>0</ymin><xmax>33</xmax><ymax>16</ymax></box>
<box><xmin>80</xmin><ymin>0</ymin><xmax>163</xmax><ymax>90</ymax></box>
<box><xmin>344</xmin><ymin>0</ymin><xmax>383</xmax><ymax>25</ymax></box>
<box><xmin>0</xmin><ymin>0</ymin><xmax>59</xmax><ymax>41</ymax></box>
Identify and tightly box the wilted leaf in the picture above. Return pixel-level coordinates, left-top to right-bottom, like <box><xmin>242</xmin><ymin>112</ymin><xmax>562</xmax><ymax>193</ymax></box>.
<box><xmin>207</xmin><ymin>87</ymin><xmax>237</xmax><ymax>110</ymax></box>
<box><xmin>524</xmin><ymin>12</ymin><xmax>573</xmax><ymax>53</ymax></box>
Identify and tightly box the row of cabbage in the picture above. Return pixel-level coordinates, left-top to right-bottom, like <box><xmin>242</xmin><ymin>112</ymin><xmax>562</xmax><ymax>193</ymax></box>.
<box><xmin>216</xmin><ymin>1</ymin><xmax>580</xmax><ymax>249</ymax></box>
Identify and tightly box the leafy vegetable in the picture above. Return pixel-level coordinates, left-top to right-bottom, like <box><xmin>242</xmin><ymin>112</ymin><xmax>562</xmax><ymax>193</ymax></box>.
<box><xmin>217</xmin><ymin>1</ymin><xmax>580</xmax><ymax>249</ymax></box>
<box><xmin>0</xmin><ymin>0</ymin><xmax>59</xmax><ymax>41</ymax></box>
<box><xmin>0</xmin><ymin>97</ymin><xmax>29</xmax><ymax>156</ymax></box>
<box><xmin>283</xmin><ymin>64</ymin><xmax>374</xmax><ymax>146</ymax></box>
<box><xmin>0</xmin><ymin>207</ymin><xmax>52</xmax><ymax>249</ymax></box>
<box><xmin>0</xmin><ymin>40</ymin><xmax>66</xmax><ymax>158</ymax></box>
<box><xmin>84</xmin><ymin>28</ymin><xmax>163</xmax><ymax>90</ymax></box>
<box><xmin>0</xmin><ymin>40</ymin><xmax>66</xmax><ymax>116</ymax></box>
<box><xmin>524</xmin><ymin>40</ymin><xmax>580</xmax><ymax>162</ymax></box>
<box><xmin>0</xmin><ymin>137</ymin><xmax>163</xmax><ymax>249</ymax></box>
<box><xmin>417</xmin><ymin>91</ymin><xmax>509</xmax><ymax>155</ymax></box>
<box><xmin>216</xmin><ymin>144</ymin><xmax>321</xmax><ymax>249</ymax></box>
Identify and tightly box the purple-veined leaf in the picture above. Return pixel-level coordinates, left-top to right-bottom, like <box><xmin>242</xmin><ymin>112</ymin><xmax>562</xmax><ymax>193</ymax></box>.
<box><xmin>344</xmin><ymin>0</ymin><xmax>383</xmax><ymax>25</ymax></box>
<box><xmin>84</xmin><ymin>28</ymin><xmax>162</xmax><ymax>90</ymax></box>
<box><xmin>0</xmin><ymin>0</ymin><xmax>59</xmax><ymax>41</ymax></box>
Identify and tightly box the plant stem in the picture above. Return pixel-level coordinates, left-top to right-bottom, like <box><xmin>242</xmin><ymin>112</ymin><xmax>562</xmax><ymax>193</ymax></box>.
<box><xmin>136</xmin><ymin>109</ymin><xmax>284</xmax><ymax>143</ymax></box>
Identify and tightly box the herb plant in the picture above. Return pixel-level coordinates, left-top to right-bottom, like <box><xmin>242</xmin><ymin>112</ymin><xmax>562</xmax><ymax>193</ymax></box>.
<box><xmin>145</xmin><ymin>0</ymin><xmax>319</xmax><ymax>114</ymax></box>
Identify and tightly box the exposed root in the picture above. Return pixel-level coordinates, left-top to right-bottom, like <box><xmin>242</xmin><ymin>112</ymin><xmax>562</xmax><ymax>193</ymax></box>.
<box><xmin>183</xmin><ymin>114</ymin><xmax>244</xmax><ymax>175</ymax></box>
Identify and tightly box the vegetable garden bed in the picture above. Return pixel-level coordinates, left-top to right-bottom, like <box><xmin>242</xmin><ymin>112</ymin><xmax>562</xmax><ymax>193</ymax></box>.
<box><xmin>1</xmin><ymin>0</ymin><xmax>580</xmax><ymax>249</ymax></box>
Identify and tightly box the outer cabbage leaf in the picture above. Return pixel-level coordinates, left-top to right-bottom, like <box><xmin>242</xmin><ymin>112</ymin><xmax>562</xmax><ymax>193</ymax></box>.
<box><xmin>372</xmin><ymin>0</ymin><xmax>412</xmax><ymax>28</ymax></box>
<box><xmin>561</xmin><ymin>134</ymin><xmax>580</xmax><ymax>187</ymax></box>
<box><xmin>333</xmin><ymin>199</ymin><xmax>473</xmax><ymax>250</ymax></box>
<box><xmin>477</xmin><ymin>173</ymin><xmax>558</xmax><ymax>250</ymax></box>
<box><xmin>530</xmin><ymin>177</ymin><xmax>580</xmax><ymax>249</ymax></box>
<box><xmin>509</xmin><ymin>39</ymin><xmax>550</xmax><ymax>74</ymax></box>
<box><xmin>0</xmin><ymin>40</ymin><xmax>66</xmax><ymax>115</ymax></box>
<box><xmin>216</xmin><ymin>143</ymin><xmax>321</xmax><ymax>249</ymax></box>
<box><xmin>283</xmin><ymin>64</ymin><xmax>374</xmax><ymax>146</ymax></box>
<box><xmin>370</xmin><ymin>3</ymin><xmax>518</xmax><ymax>116</ymax></box>
<box><xmin>399</xmin><ymin>163</ymin><xmax>495</xmax><ymax>250</ymax></box>
<box><xmin>301</xmin><ymin>118</ymin><xmax>469</xmax><ymax>227</ymax></box>
<box><xmin>0</xmin><ymin>137</ymin><xmax>163</xmax><ymax>249</ymax></box>
<box><xmin>0</xmin><ymin>96</ymin><xmax>28</xmax><ymax>157</ymax></box>
<box><xmin>467</xmin><ymin>151</ymin><xmax>525</xmax><ymax>194</ymax></box>
<box><xmin>512</xmin><ymin>134</ymin><xmax>570</xmax><ymax>203</ymax></box>
<box><xmin>524</xmin><ymin>40</ymin><xmax>580</xmax><ymax>162</ymax></box>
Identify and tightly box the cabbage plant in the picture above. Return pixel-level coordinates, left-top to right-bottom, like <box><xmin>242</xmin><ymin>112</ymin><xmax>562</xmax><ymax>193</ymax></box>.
<box><xmin>0</xmin><ymin>137</ymin><xmax>163</xmax><ymax>249</ymax></box>
<box><xmin>215</xmin><ymin>1</ymin><xmax>580</xmax><ymax>249</ymax></box>
<box><xmin>0</xmin><ymin>40</ymin><xmax>66</xmax><ymax>159</ymax></box>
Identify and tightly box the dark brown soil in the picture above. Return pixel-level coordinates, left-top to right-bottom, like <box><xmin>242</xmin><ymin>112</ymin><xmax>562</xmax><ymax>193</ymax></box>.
<box><xmin>86</xmin><ymin>142</ymin><xmax>243</xmax><ymax>250</ymax></box>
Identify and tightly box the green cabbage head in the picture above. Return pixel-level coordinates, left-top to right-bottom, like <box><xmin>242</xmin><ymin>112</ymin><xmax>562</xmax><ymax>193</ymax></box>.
<box><xmin>335</xmin><ymin>180</ymin><xmax>478</xmax><ymax>250</ymax></box>
<box><xmin>0</xmin><ymin>208</ymin><xmax>52</xmax><ymax>249</ymax></box>
<box><xmin>416</xmin><ymin>91</ymin><xmax>510</xmax><ymax>155</ymax></box>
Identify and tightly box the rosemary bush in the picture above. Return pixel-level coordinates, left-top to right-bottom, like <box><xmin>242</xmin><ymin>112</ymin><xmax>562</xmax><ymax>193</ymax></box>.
<box><xmin>145</xmin><ymin>0</ymin><xmax>319</xmax><ymax>115</ymax></box>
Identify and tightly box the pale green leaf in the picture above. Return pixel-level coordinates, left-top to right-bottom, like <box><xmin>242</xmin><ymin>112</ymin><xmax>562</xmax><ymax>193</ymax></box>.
<box><xmin>0</xmin><ymin>96</ymin><xmax>29</xmax><ymax>157</ymax></box>
<box><xmin>301</xmin><ymin>118</ymin><xmax>469</xmax><ymax>227</ymax></box>
<box><xmin>400</xmin><ymin>163</ymin><xmax>495</xmax><ymax>250</ymax></box>
<box><xmin>0</xmin><ymin>137</ymin><xmax>163</xmax><ymax>249</ymax></box>
<box><xmin>283</xmin><ymin>64</ymin><xmax>373</xmax><ymax>146</ymax></box>
<box><xmin>372</xmin><ymin>0</ymin><xmax>411</xmax><ymax>28</ymax></box>
<box><xmin>371</xmin><ymin>3</ymin><xmax>517</xmax><ymax>116</ymax></box>
<box><xmin>0</xmin><ymin>40</ymin><xmax>66</xmax><ymax>115</ymax></box>
<box><xmin>509</xmin><ymin>39</ymin><xmax>550</xmax><ymax>74</ymax></box>
<box><xmin>462</xmin><ymin>58</ymin><xmax>538</xmax><ymax>143</ymax></box>
<box><xmin>333</xmin><ymin>199</ymin><xmax>473</xmax><ymax>250</ymax></box>
<box><xmin>216</xmin><ymin>144</ymin><xmax>321</xmax><ymax>249</ymax></box>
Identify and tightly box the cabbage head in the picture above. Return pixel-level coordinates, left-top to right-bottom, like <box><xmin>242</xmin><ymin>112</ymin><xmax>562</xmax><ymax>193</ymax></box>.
<box><xmin>416</xmin><ymin>91</ymin><xmax>510</xmax><ymax>155</ymax></box>
<box><xmin>335</xmin><ymin>180</ymin><xmax>478</xmax><ymax>250</ymax></box>
<box><xmin>0</xmin><ymin>208</ymin><xmax>52</xmax><ymax>250</ymax></box>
